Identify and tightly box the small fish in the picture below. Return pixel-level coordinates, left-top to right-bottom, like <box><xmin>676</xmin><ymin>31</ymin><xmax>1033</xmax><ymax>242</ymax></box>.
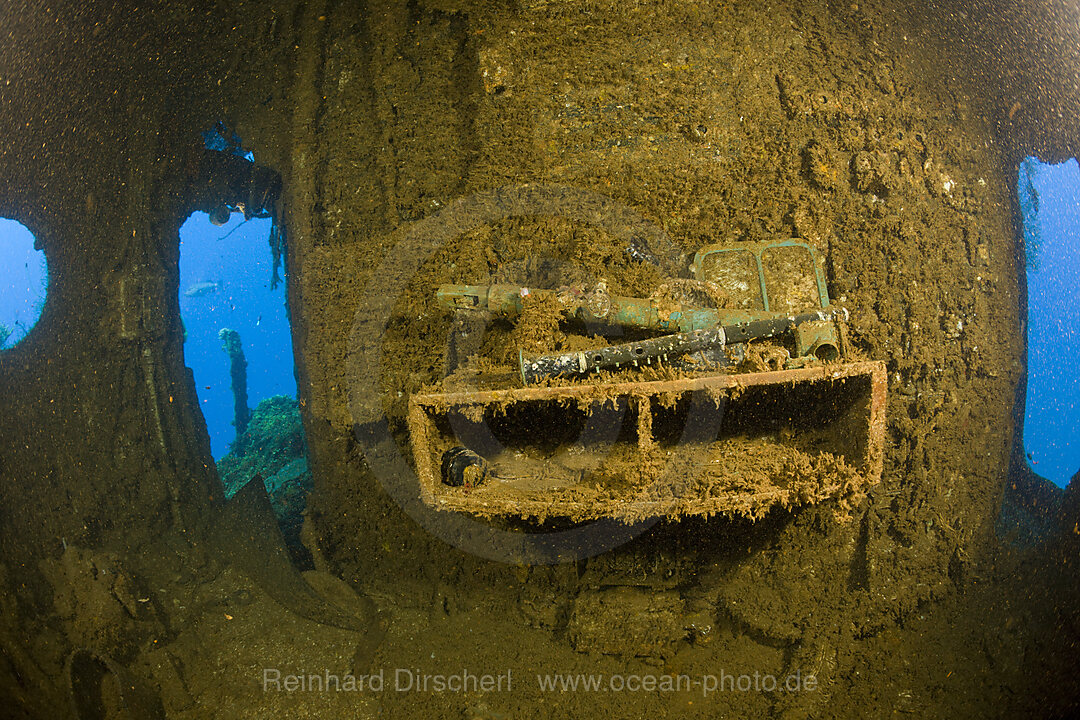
<box><xmin>183</xmin><ymin>281</ymin><xmax>221</xmax><ymax>298</ymax></box>
<box><xmin>256</xmin><ymin>314</ymin><xmax>262</xmax><ymax>327</ymax></box>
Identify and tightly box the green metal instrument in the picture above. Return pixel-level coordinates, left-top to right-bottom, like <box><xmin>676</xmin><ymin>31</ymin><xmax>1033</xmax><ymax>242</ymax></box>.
<box><xmin>436</xmin><ymin>239</ymin><xmax>845</xmax><ymax>383</ymax></box>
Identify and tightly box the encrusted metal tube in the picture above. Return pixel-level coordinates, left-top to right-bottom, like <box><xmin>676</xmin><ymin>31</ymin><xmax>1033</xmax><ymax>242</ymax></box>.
<box><xmin>520</xmin><ymin>308</ymin><xmax>847</xmax><ymax>383</ymax></box>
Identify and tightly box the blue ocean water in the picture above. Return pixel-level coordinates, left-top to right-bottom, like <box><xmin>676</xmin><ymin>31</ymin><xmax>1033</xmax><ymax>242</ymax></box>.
<box><xmin>1021</xmin><ymin>157</ymin><xmax>1080</xmax><ymax>487</ymax></box>
<box><xmin>179</xmin><ymin>211</ymin><xmax>296</xmax><ymax>459</ymax></box>
<box><xmin>0</xmin><ymin>218</ymin><xmax>47</xmax><ymax>347</ymax></box>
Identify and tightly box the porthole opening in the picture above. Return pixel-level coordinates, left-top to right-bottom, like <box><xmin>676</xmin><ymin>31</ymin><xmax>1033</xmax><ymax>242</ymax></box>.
<box><xmin>0</xmin><ymin>218</ymin><xmax>47</xmax><ymax>350</ymax></box>
<box><xmin>1018</xmin><ymin>156</ymin><xmax>1080</xmax><ymax>489</ymax></box>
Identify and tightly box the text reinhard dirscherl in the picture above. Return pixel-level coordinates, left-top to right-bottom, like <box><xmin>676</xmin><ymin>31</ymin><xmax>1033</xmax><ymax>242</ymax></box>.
<box><xmin>262</xmin><ymin>668</ymin><xmax>511</xmax><ymax>694</ymax></box>
<box><xmin>261</xmin><ymin>668</ymin><xmax>818</xmax><ymax>696</ymax></box>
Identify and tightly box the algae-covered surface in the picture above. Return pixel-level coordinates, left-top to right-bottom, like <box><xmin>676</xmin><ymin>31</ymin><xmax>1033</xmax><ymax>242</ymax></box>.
<box><xmin>411</xmin><ymin>362</ymin><xmax>882</xmax><ymax>524</ymax></box>
<box><xmin>299</xmin><ymin>0</ymin><xmax>1048</xmax><ymax>716</ymax></box>
<box><xmin>431</xmin><ymin>436</ymin><xmax>866</xmax><ymax>523</ymax></box>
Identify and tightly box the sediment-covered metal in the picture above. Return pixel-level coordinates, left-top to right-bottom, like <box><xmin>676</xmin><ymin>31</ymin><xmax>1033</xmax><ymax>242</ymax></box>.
<box><xmin>409</xmin><ymin>360</ymin><xmax>886</xmax><ymax>522</ymax></box>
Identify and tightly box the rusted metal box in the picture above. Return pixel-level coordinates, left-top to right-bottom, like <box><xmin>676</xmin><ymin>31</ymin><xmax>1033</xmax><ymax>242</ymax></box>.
<box><xmin>407</xmin><ymin>361</ymin><xmax>886</xmax><ymax>523</ymax></box>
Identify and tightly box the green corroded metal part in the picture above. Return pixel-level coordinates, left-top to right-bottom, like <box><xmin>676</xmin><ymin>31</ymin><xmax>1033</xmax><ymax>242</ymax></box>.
<box><xmin>436</xmin><ymin>283</ymin><xmax>772</xmax><ymax>333</ymax></box>
<box><xmin>794</xmin><ymin>319</ymin><xmax>842</xmax><ymax>362</ymax></box>
<box><xmin>597</xmin><ymin>294</ymin><xmax>733</xmax><ymax>331</ymax></box>
<box><xmin>436</xmin><ymin>284</ymin><xmax>528</xmax><ymax>315</ymax></box>
<box><xmin>439</xmin><ymin>240</ymin><xmax>834</xmax><ymax>334</ymax></box>
<box><xmin>690</xmin><ymin>239</ymin><xmax>831</xmax><ymax>312</ymax></box>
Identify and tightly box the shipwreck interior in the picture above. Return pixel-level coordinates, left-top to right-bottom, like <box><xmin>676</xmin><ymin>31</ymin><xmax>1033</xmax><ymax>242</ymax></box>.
<box><xmin>1</xmin><ymin>0</ymin><xmax>1079</xmax><ymax>718</ymax></box>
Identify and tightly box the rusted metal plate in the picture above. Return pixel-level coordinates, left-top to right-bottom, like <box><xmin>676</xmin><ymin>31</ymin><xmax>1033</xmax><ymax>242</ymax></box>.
<box><xmin>407</xmin><ymin>361</ymin><xmax>886</xmax><ymax>523</ymax></box>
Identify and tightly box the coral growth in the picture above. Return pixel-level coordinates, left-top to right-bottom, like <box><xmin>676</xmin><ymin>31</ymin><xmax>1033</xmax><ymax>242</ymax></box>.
<box><xmin>217</xmin><ymin>395</ymin><xmax>312</xmax><ymax>566</ymax></box>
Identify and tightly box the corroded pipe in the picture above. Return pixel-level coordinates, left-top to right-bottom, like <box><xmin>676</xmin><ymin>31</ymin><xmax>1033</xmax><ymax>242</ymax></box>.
<box><xmin>437</xmin><ymin>283</ymin><xmax>769</xmax><ymax>333</ymax></box>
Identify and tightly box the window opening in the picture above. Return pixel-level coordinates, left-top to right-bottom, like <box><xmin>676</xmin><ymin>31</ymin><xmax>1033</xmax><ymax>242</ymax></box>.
<box><xmin>1018</xmin><ymin>156</ymin><xmax>1080</xmax><ymax>488</ymax></box>
<box><xmin>181</xmin><ymin>129</ymin><xmax>310</xmax><ymax>565</ymax></box>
